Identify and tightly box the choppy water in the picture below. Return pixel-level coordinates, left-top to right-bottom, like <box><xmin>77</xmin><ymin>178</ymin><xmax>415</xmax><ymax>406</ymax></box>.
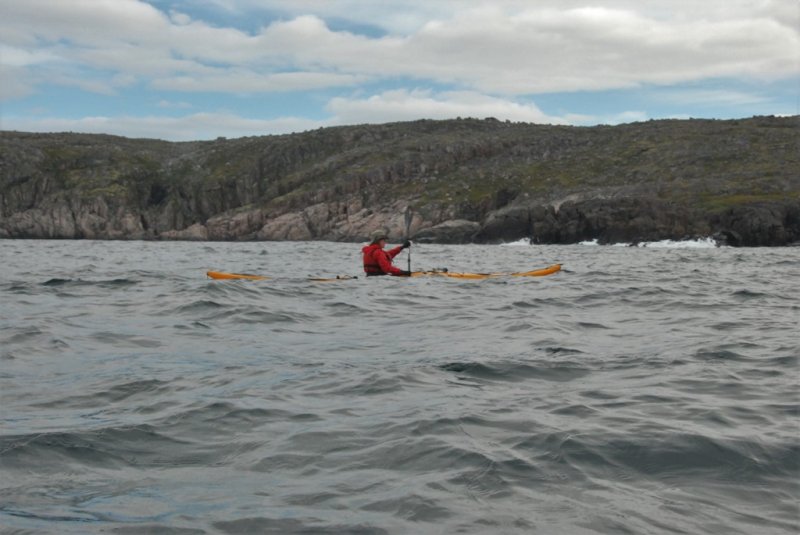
<box><xmin>1</xmin><ymin>239</ymin><xmax>798</xmax><ymax>534</ymax></box>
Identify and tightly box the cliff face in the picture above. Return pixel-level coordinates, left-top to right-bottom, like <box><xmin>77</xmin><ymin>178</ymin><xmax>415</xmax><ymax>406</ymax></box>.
<box><xmin>1</xmin><ymin>116</ymin><xmax>798</xmax><ymax>246</ymax></box>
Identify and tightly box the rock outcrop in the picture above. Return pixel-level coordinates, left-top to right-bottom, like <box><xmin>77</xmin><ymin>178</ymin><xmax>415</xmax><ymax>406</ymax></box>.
<box><xmin>1</xmin><ymin>116</ymin><xmax>798</xmax><ymax>246</ymax></box>
<box><xmin>415</xmin><ymin>219</ymin><xmax>481</xmax><ymax>243</ymax></box>
<box><xmin>711</xmin><ymin>201</ymin><xmax>800</xmax><ymax>246</ymax></box>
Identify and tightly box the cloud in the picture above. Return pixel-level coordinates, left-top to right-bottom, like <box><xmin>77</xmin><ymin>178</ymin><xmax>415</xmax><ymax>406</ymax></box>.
<box><xmin>1</xmin><ymin>90</ymin><xmax>566</xmax><ymax>140</ymax></box>
<box><xmin>395</xmin><ymin>6</ymin><xmax>799</xmax><ymax>93</ymax></box>
<box><xmin>1</xmin><ymin>0</ymin><xmax>170</xmax><ymax>47</ymax></box>
<box><xmin>1</xmin><ymin>0</ymin><xmax>796</xmax><ymax>97</ymax></box>
<box><xmin>152</xmin><ymin>70</ymin><xmax>368</xmax><ymax>93</ymax></box>
<box><xmin>1</xmin><ymin>1</ymin><xmax>796</xmax><ymax>140</ymax></box>
<box><xmin>206</xmin><ymin>0</ymin><xmax>800</xmax><ymax>36</ymax></box>
<box><xmin>157</xmin><ymin>99</ymin><xmax>193</xmax><ymax>109</ymax></box>
<box><xmin>1</xmin><ymin>88</ymin><xmax>650</xmax><ymax>140</ymax></box>
<box><xmin>169</xmin><ymin>10</ymin><xmax>193</xmax><ymax>26</ymax></box>
<box><xmin>0</xmin><ymin>44</ymin><xmax>58</xmax><ymax>67</ymax></box>
<box><xmin>1</xmin><ymin>112</ymin><xmax>327</xmax><ymax>141</ymax></box>
<box><xmin>326</xmin><ymin>89</ymin><xmax>566</xmax><ymax>124</ymax></box>
<box><xmin>0</xmin><ymin>65</ymin><xmax>35</xmax><ymax>99</ymax></box>
<box><xmin>656</xmin><ymin>89</ymin><xmax>770</xmax><ymax>107</ymax></box>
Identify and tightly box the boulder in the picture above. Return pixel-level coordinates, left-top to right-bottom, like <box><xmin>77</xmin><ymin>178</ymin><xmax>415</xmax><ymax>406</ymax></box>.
<box><xmin>258</xmin><ymin>212</ymin><xmax>313</xmax><ymax>240</ymax></box>
<box><xmin>474</xmin><ymin>205</ymin><xmax>533</xmax><ymax>243</ymax></box>
<box><xmin>548</xmin><ymin>198</ymin><xmax>708</xmax><ymax>244</ymax></box>
<box><xmin>206</xmin><ymin>208</ymin><xmax>266</xmax><ymax>240</ymax></box>
<box><xmin>414</xmin><ymin>219</ymin><xmax>480</xmax><ymax>243</ymax></box>
<box><xmin>712</xmin><ymin>200</ymin><xmax>800</xmax><ymax>246</ymax></box>
<box><xmin>160</xmin><ymin>223</ymin><xmax>208</xmax><ymax>241</ymax></box>
<box><xmin>331</xmin><ymin>201</ymin><xmax>420</xmax><ymax>242</ymax></box>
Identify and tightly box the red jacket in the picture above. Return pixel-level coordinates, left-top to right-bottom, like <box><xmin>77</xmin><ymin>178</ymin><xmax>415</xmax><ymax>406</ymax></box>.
<box><xmin>362</xmin><ymin>243</ymin><xmax>405</xmax><ymax>275</ymax></box>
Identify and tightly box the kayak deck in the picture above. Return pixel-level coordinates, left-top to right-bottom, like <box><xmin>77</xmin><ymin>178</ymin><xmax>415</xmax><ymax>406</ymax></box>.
<box><xmin>207</xmin><ymin>264</ymin><xmax>561</xmax><ymax>281</ymax></box>
<box><xmin>206</xmin><ymin>271</ymin><xmax>269</xmax><ymax>281</ymax></box>
<box><xmin>411</xmin><ymin>264</ymin><xmax>561</xmax><ymax>279</ymax></box>
<box><xmin>206</xmin><ymin>271</ymin><xmax>354</xmax><ymax>282</ymax></box>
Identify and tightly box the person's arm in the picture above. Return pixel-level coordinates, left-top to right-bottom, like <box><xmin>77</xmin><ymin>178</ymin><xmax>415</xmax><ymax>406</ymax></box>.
<box><xmin>385</xmin><ymin>245</ymin><xmax>404</xmax><ymax>259</ymax></box>
<box><xmin>376</xmin><ymin>250</ymin><xmax>407</xmax><ymax>275</ymax></box>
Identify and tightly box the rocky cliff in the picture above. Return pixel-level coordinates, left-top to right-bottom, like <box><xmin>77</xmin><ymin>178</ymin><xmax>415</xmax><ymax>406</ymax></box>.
<box><xmin>1</xmin><ymin>116</ymin><xmax>798</xmax><ymax>246</ymax></box>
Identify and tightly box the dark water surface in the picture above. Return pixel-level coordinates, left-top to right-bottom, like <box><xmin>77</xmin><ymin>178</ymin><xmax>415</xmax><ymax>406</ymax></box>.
<box><xmin>1</xmin><ymin>239</ymin><xmax>798</xmax><ymax>534</ymax></box>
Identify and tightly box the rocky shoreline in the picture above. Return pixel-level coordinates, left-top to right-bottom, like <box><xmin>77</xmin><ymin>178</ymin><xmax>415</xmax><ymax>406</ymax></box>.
<box><xmin>1</xmin><ymin>116</ymin><xmax>798</xmax><ymax>246</ymax></box>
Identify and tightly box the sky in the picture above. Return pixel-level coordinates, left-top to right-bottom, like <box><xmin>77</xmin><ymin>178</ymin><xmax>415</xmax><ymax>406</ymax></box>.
<box><xmin>1</xmin><ymin>0</ymin><xmax>798</xmax><ymax>141</ymax></box>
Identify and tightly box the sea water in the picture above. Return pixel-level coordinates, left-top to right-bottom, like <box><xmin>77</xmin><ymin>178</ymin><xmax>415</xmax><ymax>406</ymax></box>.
<box><xmin>1</xmin><ymin>239</ymin><xmax>798</xmax><ymax>534</ymax></box>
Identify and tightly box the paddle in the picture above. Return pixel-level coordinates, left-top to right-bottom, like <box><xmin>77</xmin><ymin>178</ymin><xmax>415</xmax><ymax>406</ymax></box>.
<box><xmin>404</xmin><ymin>206</ymin><xmax>413</xmax><ymax>272</ymax></box>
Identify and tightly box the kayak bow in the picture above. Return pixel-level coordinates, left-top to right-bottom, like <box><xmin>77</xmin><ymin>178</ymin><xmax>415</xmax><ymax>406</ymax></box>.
<box><xmin>206</xmin><ymin>270</ymin><xmax>269</xmax><ymax>281</ymax></box>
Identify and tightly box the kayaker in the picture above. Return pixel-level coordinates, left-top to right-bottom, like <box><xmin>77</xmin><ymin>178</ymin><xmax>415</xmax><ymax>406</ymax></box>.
<box><xmin>362</xmin><ymin>230</ymin><xmax>412</xmax><ymax>276</ymax></box>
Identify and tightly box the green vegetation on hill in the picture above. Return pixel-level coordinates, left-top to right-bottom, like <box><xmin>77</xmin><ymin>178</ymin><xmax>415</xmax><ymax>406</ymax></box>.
<box><xmin>1</xmin><ymin>116</ymin><xmax>797</xmax><ymax>245</ymax></box>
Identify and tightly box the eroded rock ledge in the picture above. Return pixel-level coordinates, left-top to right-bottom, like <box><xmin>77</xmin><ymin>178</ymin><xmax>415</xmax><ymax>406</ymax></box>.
<box><xmin>2</xmin><ymin>116</ymin><xmax>798</xmax><ymax>246</ymax></box>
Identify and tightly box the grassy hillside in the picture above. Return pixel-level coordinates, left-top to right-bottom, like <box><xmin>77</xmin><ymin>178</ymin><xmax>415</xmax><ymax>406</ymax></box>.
<box><xmin>1</xmin><ymin>115</ymin><xmax>797</xmax><ymax>244</ymax></box>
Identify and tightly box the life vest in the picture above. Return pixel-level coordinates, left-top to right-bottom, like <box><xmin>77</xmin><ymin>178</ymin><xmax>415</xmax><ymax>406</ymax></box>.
<box><xmin>362</xmin><ymin>243</ymin><xmax>403</xmax><ymax>275</ymax></box>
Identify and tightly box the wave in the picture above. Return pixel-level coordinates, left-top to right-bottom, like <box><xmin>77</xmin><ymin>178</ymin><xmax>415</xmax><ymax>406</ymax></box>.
<box><xmin>212</xmin><ymin>517</ymin><xmax>391</xmax><ymax>534</ymax></box>
<box><xmin>3</xmin><ymin>239</ymin><xmax>798</xmax><ymax>535</ymax></box>
<box><xmin>0</xmin><ymin>425</ymin><xmax>207</xmax><ymax>471</ymax></box>
<box><xmin>510</xmin><ymin>430</ymin><xmax>800</xmax><ymax>487</ymax></box>
<box><xmin>0</xmin><ymin>401</ymin><xmax>304</xmax><ymax>472</ymax></box>
<box><xmin>630</xmin><ymin>237</ymin><xmax>722</xmax><ymax>249</ymax></box>
<box><xmin>438</xmin><ymin>359</ymin><xmax>590</xmax><ymax>383</ymax></box>
<box><xmin>579</xmin><ymin>237</ymin><xmax>723</xmax><ymax>248</ymax></box>
<box><xmin>502</xmin><ymin>237</ymin><xmax>721</xmax><ymax>248</ymax></box>
<box><xmin>499</xmin><ymin>238</ymin><xmax>531</xmax><ymax>246</ymax></box>
<box><xmin>31</xmin><ymin>379</ymin><xmax>174</xmax><ymax>409</ymax></box>
<box><xmin>41</xmin><ymin>278</ymin><xmax>139</xmax><ymax>288</ymax></box>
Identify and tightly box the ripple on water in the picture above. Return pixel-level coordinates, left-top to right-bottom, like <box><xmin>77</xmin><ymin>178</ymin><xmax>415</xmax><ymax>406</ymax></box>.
<box><xmin>438</xmin><ymin>359</ymin><xmax>590</xmax><ymax>383</ymax></box>
<box><xmin>1</xmin><ymin>241</ymin><xmax>798</xmax><ymax>534</ymax></box>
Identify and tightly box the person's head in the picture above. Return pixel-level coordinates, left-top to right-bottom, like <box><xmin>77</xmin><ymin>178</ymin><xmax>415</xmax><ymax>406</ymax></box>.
<box><xmin>370</xmin><ymin>229</ymin><xmax>388</xmax><ymax>246</ymax></box>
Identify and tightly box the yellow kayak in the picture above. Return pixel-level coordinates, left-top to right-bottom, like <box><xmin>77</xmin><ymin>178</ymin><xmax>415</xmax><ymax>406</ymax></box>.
<box><xmin>207</xmin><ymin>264</ymin><xmax>560</xmax><ymax>281</ymax></box>
<box><xmin>411</xmin><ymin>264</ymin><xmax>561</xmax><ymax>279</ymax></box>
<box><xmin>206</xmin><ymin>271</ymin><xmax>354</xmax><ymax>282</ymax></box>
<box><xmin>206</xmin><ymin>271</ymin><xmax>269</xmax><ymax>281</ymax></box>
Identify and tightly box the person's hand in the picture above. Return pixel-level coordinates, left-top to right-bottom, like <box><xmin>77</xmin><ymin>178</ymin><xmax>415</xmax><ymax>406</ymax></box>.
<box><xmin>402</xmin><ymin>240</ymin><xmax>411</xmax><ymax>249</ymax></box>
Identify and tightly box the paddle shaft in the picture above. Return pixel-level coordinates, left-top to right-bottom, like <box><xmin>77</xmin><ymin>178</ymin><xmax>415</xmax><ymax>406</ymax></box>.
<box><xmin>404</xmin><ymin>207</ymin><xmax>412</xmax><ymax>271</ymax></box>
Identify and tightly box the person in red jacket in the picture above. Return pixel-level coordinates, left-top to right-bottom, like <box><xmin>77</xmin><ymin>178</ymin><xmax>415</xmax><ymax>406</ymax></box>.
<box><xmin>362</xmin><ymin>229</ymin><xmax>412</xmax><ymax>276</ymax></box>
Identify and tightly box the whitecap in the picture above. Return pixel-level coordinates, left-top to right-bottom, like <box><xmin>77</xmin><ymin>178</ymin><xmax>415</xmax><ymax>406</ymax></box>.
<box><xmin>634</xmin><ymin>237</ymin><xmax>722</xmax><ymax>249</ymax></box>
<box><xmin>500</xmin><ymin>238</ymin><xmax>532</xmax><ymax>246</ymax></box>
<box><xmin>581</xmin><ymin>237</ymin><xmax>723</xmax><ymax>248</ymax></box>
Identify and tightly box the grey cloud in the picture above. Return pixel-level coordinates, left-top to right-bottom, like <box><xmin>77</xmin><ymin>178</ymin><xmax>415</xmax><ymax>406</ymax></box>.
<box><xmin>1</xmin><ymin>1</ymin><xmax>796</xmax><ymax>96</ymax></box>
